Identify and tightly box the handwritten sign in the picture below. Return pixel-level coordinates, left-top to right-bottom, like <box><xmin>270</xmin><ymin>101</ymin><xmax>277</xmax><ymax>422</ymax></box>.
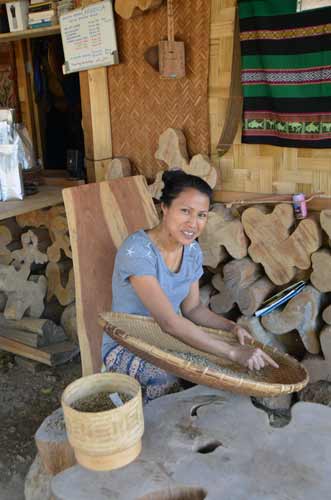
<box><xmin>297</xmin><ymin>0</ymin><xmax>331</xmax><ymax>11</ymax></box>
<box><xmin>59</xmin><ymin>0</ymin><xmax>118</xmax><ymax>74</ymax></box>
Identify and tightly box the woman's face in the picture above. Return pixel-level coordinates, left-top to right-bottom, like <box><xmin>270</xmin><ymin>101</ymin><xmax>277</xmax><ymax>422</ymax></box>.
<box><xmin>161</xmin><ymin>188</ymin><xmax>210</xmax><ymax>245</ymax></box>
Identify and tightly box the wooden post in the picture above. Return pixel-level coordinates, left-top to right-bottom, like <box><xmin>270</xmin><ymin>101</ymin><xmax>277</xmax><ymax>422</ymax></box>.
<box><xmin>79</xmin><ymin>67</ymin><xmax>112</xmax><ymax>183</ymax></box>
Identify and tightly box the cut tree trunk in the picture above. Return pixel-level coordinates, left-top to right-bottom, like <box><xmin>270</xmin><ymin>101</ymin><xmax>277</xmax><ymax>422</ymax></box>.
<box><xmin>222</xmin><ymin>257</ymin><xmax>261</xmax><ymax>290</ymax></box>
<box><xmin>261</xmin><ymin>285</ymin><xmax>322</xmax><ymax>354</ymax></box>
<box><xmin>0</xmin><ymin>315</ymin><xmax>67</xmax><ymax>347</ymax></box>
<box><xmin>242</xmin><ymin>204</ymin><xmax>322</xmax><ymax>285</ymax></box>
<box><xmin>0</xmin><ymin>336</ymin><xmax>79</xmax><ymax>366</ymax></box>
<box><xmin>35</xmin><ymin>407</ymin><xmax>76</xmax><ymax>475</ymax></box>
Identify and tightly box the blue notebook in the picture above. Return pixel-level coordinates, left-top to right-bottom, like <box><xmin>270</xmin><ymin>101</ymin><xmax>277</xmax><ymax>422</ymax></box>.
<box><xmin>255</xmin><ymin>281</ymin><xmax>306</xmax><ymax>318</ymax></box>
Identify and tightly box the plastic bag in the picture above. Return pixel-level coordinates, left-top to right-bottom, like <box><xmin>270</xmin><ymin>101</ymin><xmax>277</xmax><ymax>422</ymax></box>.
<box><xmin>0</xmin><ymin>144</ymin><xmax>24</xmax><ymax>200</ymax></box>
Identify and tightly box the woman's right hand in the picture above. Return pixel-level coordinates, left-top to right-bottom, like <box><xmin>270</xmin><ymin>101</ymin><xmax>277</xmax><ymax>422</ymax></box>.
<box><xmin>229</xmin><ymin>345</ymin><xmax>279</xmax><ymax>370</ymax></box>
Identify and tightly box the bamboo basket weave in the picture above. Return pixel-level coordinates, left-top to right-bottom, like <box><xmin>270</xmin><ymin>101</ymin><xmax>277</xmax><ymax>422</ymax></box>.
<box><xmin>62</xmin><ymin>373</ymin><xmax>144</xmax><ymax>471</ymax></box>
<box><xmin>100</xmin><ymin>312</ymin><xmax>309</xmax><ymax>397</ymax></box>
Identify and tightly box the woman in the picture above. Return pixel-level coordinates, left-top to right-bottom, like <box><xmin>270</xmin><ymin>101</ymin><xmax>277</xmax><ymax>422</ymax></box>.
<box><xmin>102</xmin><ymin>170</ymin><xmax>278</xmax><ymax>403</ymax></box>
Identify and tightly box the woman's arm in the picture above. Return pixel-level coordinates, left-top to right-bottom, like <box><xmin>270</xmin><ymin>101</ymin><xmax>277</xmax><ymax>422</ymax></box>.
<box><xmin>181</xmin><ymin>281</ymin><xmax>252</xmax><ymax>345</ymax></box>
<box><xmin>130</xmin><ymin>275</ymin><xmax>278</xmax><ymax>369</ymax></box>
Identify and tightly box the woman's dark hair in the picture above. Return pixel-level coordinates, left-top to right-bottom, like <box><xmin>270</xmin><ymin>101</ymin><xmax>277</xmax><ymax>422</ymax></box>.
<box><xmin>160</xmin><ymin>169</ymin><xmax>212</xmax><ymax>207</ymax></box>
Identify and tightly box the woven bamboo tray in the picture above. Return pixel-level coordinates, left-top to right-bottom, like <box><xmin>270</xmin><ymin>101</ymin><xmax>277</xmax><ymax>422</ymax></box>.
<box><xmin>99</xmin><ymin>312</ymin><xmax>309</xmax><ymax>397</ymax></box>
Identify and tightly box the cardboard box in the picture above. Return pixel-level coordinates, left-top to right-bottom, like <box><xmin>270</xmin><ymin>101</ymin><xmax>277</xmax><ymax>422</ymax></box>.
<box><xmin>6</xmin><ymin>1</ymin><xmax>28</xmax><ymax>32</ymax></box>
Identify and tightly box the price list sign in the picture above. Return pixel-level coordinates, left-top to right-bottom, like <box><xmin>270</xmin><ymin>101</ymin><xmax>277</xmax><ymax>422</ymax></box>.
<box><xmin>60</xmin><ymin>0</ymin><xmax>118</xmax><ymax>74</ymax></box>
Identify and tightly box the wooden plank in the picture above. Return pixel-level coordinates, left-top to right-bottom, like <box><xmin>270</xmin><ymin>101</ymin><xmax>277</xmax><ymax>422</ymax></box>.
<box><xmin>0</xmin><ymin>315</ymin><xmax>67</xmax><ymax>347</ymax></box>
<box><xmin>0</xmin><ymin>186</ymin><xmax>63</xmax><ymax>221</ymax></box>
<box><xmin>79</xmin><ymin>67</ymin><xmax>112</xmax><ymax>181</ymax></box>
<box><xmin>0</xmin><ymin>337</ymin><xmax>79</xmax><ymax>365</ymax></box>
<box><xmin>14</xmin><ymin>40</ymin><xmax>36</xmax><ymax>147</ymax></box>
<box><xmin>63</xmin><ymin>176</ymin><xmax>159</xmax><ymax>375</ymax></box>
<box><xmin>0</xmin><ymin>25</ymin><xmax>60</xmax><ymax>43</ymax></box>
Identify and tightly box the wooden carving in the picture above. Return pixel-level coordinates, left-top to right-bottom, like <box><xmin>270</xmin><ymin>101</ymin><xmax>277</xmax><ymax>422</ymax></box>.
<box><xmin>115</xmin><ymin>0</ymin><xmax>164</xmax><ymax>19</ymax></box>
<box><xmin>199</xmin><ymin>205</ymin><xmax>247</xmax><ymax>268</ymax></box>
<box><xmin>11</xmin><ymin>230</ymin><xmax>49</xmax><ymax>271</ymax></box>
<box><xmin>210</xmin><ymin>257</ymin><xmax>274</xmax><ymax>316</ymax></box>
<box><xmin>242</xmin><ymin>204</ymin><xmax>322</xmax><ymax>285</ymax></box>
<box><xmin>17</xmin><ymin>206</ymin><xmax>72</xmax><ymax>263</ymax></box>
<box><xmin>105</xmin><ymin>157</ymin><xmax>132</xmax><ymax>181</ymax></box>
<box><xmin>0</xmin><ymin>226</ymin><xmax>12</xmax><ymax>265</ymax></box>
<box><xmin>46</xmin><ymin>262</ymin><xmax>75</xmax><ymax>306</ymax></box>
<box><xmin>310</xmin><ymin>249</ymin><xmax>331</xmax><ymax>292</ymax></box>
<box><xmin>320</xmin><ymin>209</ymin><xmax>331</xmax><ymax>241</ymax></box>
<box><xmin>261</xmin><ymin>285</ymin><xmax>322</xmax><ymax>354</ymax></box>
<box><xmin>150</xmin><ymin>128</ymin><xmax>218</xmax><ymax>199</ymax></box>
<box><xmin>0</xmin><ymin>265</ymin><xmax>47</xmax><ymax>320</ymax></box>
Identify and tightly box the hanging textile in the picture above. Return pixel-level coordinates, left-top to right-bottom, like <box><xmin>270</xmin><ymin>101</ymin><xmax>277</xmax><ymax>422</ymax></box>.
<box><xmin>239</xmin><ymin>0</ymin><xmax>331</xmax><ymax>148</ymax></box>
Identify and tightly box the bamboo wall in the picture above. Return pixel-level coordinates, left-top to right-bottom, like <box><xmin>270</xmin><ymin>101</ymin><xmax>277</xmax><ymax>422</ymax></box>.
<box><xmin>209</xmin><ymin>0</ymin><xmax>331</xmax><ymax>196</ymax></box>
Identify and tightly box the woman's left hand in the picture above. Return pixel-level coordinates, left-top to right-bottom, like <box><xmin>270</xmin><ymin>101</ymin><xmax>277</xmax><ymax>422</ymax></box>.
<box><xmin>231</xmin><ymin>324</ymin><xmax>253</xmax><ymax>345</ymax></box>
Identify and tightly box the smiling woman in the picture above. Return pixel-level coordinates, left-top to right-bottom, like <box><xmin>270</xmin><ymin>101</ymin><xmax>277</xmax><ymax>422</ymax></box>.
<box><xmin>102</xmin><ymin>170</ymin><xmax>278</xmax><ymax>404</ymax></box>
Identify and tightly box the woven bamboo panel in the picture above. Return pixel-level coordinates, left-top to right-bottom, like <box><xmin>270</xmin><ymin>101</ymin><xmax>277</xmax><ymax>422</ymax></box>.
<box><xmin>108</xmin><ymin>0</ymin><xmax>210</xmax><ymax>179</ymax></box>
<box><xmin>209</xmin><ymin>0</ymin><xmax>331</xmax><ymax>195</ymax></box>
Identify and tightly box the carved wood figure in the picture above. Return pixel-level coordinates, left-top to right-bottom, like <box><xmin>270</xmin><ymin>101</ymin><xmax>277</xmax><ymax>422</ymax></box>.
<box><xmin>310</xmin><ymin>249</ymin><xmax>331</xmax><ymax>292</ymax></box>
<box><xmin>150</xmin><ymin>128</ymin><xmax>217</xmax><ymax>199</ymax></box>
<box><xmin>242</xmin><ymin>204</ymin><xmax>322</xmax><ymax>285</ymax></box>
<box><xmin>115</xmin><ymin>0</ymin><xmax>163</xmax><ymax>19</ymax></box>
<box><xmin>199</xmin><ymin>205</ymin><xmax>247</xmax><ymax>268</ymax></box>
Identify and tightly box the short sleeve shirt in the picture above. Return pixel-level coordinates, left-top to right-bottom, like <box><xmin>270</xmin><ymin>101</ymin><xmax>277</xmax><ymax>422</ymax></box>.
<box><xmin>102</xmin><ymin>229</ymin><xmax>203</xmax><ymax>360</ymax></box>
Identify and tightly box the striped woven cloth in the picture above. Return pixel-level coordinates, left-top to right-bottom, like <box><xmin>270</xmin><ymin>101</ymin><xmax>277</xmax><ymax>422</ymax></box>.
<box><xmin>239</xmin><ymin>0</ymin><xmax>331</xmax><ymax>148</ymax></box>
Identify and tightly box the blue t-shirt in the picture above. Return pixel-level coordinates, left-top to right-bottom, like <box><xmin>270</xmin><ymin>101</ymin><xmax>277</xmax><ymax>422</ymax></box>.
<box><xmin>102</xmin><ymin>229</ymin><xmax>203</xmax><ymax>361</ymax></box>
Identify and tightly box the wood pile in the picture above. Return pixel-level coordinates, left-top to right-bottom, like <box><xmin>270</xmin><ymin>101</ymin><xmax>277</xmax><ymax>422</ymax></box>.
<box><xmin>0</xmin><ymin>206</ymin><xmax>78</xmax><ymax>367</ymax></box>
<box><xmin>199</xmin><ymin>203</ymin><xmax>331</xmax><ymax>382</ymax></box>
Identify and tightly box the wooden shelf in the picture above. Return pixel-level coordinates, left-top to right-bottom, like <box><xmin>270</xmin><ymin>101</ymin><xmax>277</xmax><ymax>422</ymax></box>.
<box><xmin>0</xmin><ymin>185</ymin><xmax>65</xmax><ymax>221</ymax></box>
<box><xmin>0</xmin><ymin>24</ymin><xmax>60</xmax><ymax>43</ymax></box>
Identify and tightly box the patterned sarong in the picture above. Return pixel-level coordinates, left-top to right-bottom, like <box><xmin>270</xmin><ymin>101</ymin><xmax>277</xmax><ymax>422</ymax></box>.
<box><xmin>104</xmin><ymin>343</ymin><xmax>183</xmax><ymax>405</ymax></box>
<box><xmin>239</xmin><ymin>0</ymin><xmax>331</xmax><ymax>147</ymax></box>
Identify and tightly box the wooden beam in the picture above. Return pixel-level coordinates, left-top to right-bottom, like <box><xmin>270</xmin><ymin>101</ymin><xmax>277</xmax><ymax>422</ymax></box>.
<box><xmin>213</xmin><ymin>190</ymin><xmax>331</xmax><ymax>212</ymax></box>
<box><xmin>80</xmin><ymin>67</ymin><xmax>112</xmax><ymax>182</ymax></box>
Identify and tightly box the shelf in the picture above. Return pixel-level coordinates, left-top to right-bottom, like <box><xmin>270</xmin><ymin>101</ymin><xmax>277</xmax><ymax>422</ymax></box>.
<box><xmin>0</xmin><ymin>185</ymin><xmax>65</xmax><ymax>221</ymax></box>
<box><xmin>0</xmin><ymin>24</ymin><xmax>60</xmax><ymax>43</ymax></box>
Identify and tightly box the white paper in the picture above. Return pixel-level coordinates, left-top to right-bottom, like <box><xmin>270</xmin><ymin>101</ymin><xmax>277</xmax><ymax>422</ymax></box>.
<box><xmin>297</xmin><ymin>0</ymin><xmax>331</xmax><ymax>11</ymax></box>
<box><xmin>59</xmin><ymin>0</ymin><xmax>118</xmax><ymax>74</ymax></box>
<box><xmin>109</xmin><ymin>392</ymin><xmax>124</xmax><ymax>407</ymax></box>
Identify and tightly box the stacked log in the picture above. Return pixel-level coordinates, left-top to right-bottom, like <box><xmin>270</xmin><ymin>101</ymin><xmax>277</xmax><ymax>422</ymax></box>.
<box><xmin>200</xmin><ymin>202</ymin><xmax>330</xmax><ymax>378</ymax></box>
<box><xmin>0</xmin><ymin>210</ymin><xmax>78</xmax><ymax>366</ymax></box>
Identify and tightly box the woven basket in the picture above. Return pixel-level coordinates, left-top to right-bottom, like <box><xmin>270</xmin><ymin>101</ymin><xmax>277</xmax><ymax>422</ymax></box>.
<box><xmin>62</xmin><ymin>373</ymin><xmax>144</xmax><ymax>471</ymax></box>
<box><xmin>100</xmin><ymin>312</ymin><xmax>309</xmax><ymax>397</ymax></box>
